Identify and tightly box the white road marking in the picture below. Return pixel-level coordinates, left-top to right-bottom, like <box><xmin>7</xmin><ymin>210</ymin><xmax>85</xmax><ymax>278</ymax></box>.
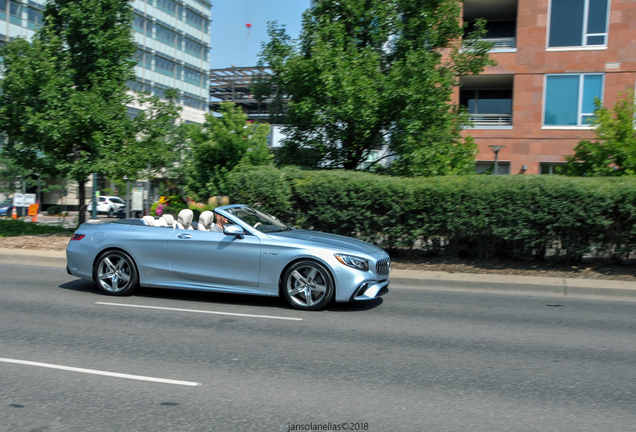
<box><xmin>95</xmin><ymin>302</ymin><xmax>303</xmax><ymax>321</ymax></box>
<box><xmin>0</xmin><ymin>357</ymin><xmax>201</xmax><ymax>387</ymax></box>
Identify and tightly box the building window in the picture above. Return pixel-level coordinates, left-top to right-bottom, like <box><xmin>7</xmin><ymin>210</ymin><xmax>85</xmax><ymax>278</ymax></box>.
<box><xmin>185</xmin><ymin>38</ymin><xmax>205</xmax><ymax>59</ymax></box>
<box><xmin>133</xmin><ymin>14</ymin><xmax>145</xmax><ymax>34</ymax></box>
<box><xmin>0</xmin><ymin>0</ymin><xmax>6</xmax><ymax>21</ymax></box>
<box><xmin>540</xmin><ymin>163</ymin><xmax>565</xmax><ymax>174</ymax></box>
<box><xmin>184</xmin><ymin>67</ymin><xmax>202</xmax><ymax>86</ymax></box>
<box><xmin>155</xmin><ymin>56</ymin><xmax>175</xmax><ymax>78</ymax></box>
<box><xmin>548</xmin><ymin>0</ymin><xmax>610</xmax><ymax>47</ymax></box>
<box><xmin>185</xmin><ymin>9</ymin><xmax>204</xmax><ymax>31</ymax></box>
<box><xmin>27</xmin><ymin>8</ymin><xmax>43</xmax><ymax>30</ymax></box>
<box><xmin>156</xmin><ymin>0</ymin><xmax>176</xmax><ymax>17</ymax></box>
<box><xmin>544</xmin><ymin>74</ymin><xmax>603</xmax><ymax>126</ymax></box>
<box><xmin>156</xmin><ymin>24</ymin><xmax>175</xmax><ymax>47</ymax></box>
<box><xmin>145</xmin><ymin>20</ymin><xmax>154</xmax><ymax>38</ymax></box>
<box><xmin>476</xmin><ymin>161</ymin><xmax>510</xmax><ymax>175</ymax></box>
<box><xmin>9</xmin><ymin>1</ymin><xmax>21</xmax><ymax>25</ymax></box>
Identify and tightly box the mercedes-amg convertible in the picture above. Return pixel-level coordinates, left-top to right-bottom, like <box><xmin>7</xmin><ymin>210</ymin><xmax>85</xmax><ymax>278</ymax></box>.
<box><xmin>66</xmin><ymin>204</ymin><xmax>390</xmax><ymax>310</ymax></box>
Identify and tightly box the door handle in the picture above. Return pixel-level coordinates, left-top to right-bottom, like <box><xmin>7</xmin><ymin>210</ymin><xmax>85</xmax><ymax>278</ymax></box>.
<box><xmin>177</xmin><ymin>234</ymin><xmax>192</xmax><ymax>239</ymax></box>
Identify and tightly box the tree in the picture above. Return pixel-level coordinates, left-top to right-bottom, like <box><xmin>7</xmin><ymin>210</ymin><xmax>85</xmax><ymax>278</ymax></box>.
<box><xmin>182</xmin><ymin>102</ymin><xmax>273</xmax><ymax>201</ymax></box>
<box><xmin>562</xmin><ymin>92</ymin><xmax>636</xmax><ymax>176</ymax></box>
<box><xmin>257</xmin><ymin>0</ymin><xmax>495</xmax><ymax>174</ymax></box>
<box><xmin>0</xmin><ymin>0</ymin><xmax>180</xmax><ymax>223</ymax></box>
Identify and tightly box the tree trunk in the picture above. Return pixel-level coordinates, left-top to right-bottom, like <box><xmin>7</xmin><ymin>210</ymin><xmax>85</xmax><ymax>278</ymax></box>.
<box><xmin>78</xmin><ymin>179</ymin><xmax>86</xmax><ymax>225</ymax></box>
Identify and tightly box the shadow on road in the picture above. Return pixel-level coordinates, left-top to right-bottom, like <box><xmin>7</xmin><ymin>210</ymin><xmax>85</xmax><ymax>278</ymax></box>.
<box><xmin>58</xmin><ymin>280</ymin><xmax>385</xmax><ymax>312</ymax></box>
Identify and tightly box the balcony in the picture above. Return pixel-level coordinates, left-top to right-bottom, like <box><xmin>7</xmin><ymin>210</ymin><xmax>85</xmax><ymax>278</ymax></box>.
<box><xmin>468</xmin><ymin>113</ymin><xmax>512</xmax><ymax>127</ymax></box>
<box><xmin>480</xmin><ymin>37</ymin><xmax>516</xmax><ymax>49</ymax></box>
<box><xmin>460</xmin><ymin>75</ymin><xmax>514</xmax><ymax>129</ymax></box>
<box><xmin>464</xmin><ymin>0</ymin><xmax>518</xmax><ymax>52</ymax></box>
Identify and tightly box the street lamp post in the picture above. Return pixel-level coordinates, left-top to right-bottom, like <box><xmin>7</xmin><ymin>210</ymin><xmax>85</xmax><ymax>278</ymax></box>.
<box><xmin>124</xmin><ymin>176</ymin><xmax>130</xmax><ymax>218</ymax></box>
<box><xmin>489</xmin><ymin>145</ymin><xmax>506</xmax><ymax>175</ymax></box>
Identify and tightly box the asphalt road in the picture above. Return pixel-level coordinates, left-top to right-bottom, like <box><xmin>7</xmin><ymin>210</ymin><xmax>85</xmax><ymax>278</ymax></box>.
<box><xmin>1</xmin><ymin>263</ymin><xmax>635</xmax><ymax>432</ymax></box>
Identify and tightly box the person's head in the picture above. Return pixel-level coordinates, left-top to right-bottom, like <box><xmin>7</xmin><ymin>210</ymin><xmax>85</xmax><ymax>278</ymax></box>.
<box><xmin>215</xmin><ymin>213</ymin><xmax>228</xmax><ymax>227</ymax></box>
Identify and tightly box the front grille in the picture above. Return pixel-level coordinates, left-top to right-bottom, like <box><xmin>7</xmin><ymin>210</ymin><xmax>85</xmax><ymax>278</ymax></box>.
<box><xmin>376</xmin><ymin>258</ymin><xmax>391</xmax><ymax>275</ymax></box>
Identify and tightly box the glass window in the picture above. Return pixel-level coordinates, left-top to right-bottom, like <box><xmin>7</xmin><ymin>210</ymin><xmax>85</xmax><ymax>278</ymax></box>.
<box><xmin>544</xmin><ymin>74</ymin><xmax>603</xmax><ymax>126</ymax></box>
<box><xmin>475</xmin><ymin>162</ymin><xmax>510</xmax><ymax>175</ymax></box>
<box><xmin>540</xmin><ymin>163</ymin><xmax>565</xmax><ymax>174</ymax></box>
<box><xmin>9</xmin><ymin>1</ymin><xmax>21</xmax><ymax>25</ymax></box>
<box><xmin>155</xmin><ymin>57</ymin><xmax>175</xmax><ymax>77</ymax></box>
<box><xmin>548</xmin><ymin>0</ymin><xmax>609</xmax><ymax>47</ymax></box>
<box><xmin>185</xmin><ymin>39</ymin><xmax>204</xmax><ymax>58</ymax></box>
<box><xmin>184</xmin><ymin>67</ymin><xmax>202</xmax><ymax>86</ymax></box>
<box><xmin>145</xmin><ymin>20</ymin><xmax>154</xmax><ymax>38</ymax></box>
<box><xmin>27</xmin><ymin>7</ymin><xmax>43</xmax><ymax>30</ymax></box>
<box><xmin>185</xmin><ymin>9</ymin><xmax>203</xmax><ymax>31</ymax></box>
<box><xmin>156</xmin><ymin>25</ymin><xmax>175</xmax><ymax>47</ymax></box>
<box><xmin>133</xmin><ymin>14</ymin><xmax>145</xmax><ymax>34</ymax></box>
<box><xmin>0</xmin><ymin>0</ymin><xmax>6</xmax><ymax>21</ymax></box>
<box><xmin>156</xmin><ymin>0</ymin><xmax>176</xmax><ymax>16</ymax></box>
<box><xmin>460</xmin><ymin>90</ymin><xmax>512</xmax><ymax>114</ymax></box>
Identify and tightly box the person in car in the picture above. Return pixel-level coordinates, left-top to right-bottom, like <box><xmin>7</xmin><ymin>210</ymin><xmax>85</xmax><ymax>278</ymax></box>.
<box><xmin>210</xmin><ymin>212</ymin><xmax>228</xmax><ymax>233</ymax></box>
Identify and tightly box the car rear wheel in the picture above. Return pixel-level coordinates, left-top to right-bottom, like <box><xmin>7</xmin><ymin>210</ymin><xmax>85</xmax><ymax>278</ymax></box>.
<box><xmin>95</xmin><ymin>250</ymin><xmax>138</xmax><ymax>296</ymax></box>
<box><xmin>108</xmin><ymin>208</ymin><xmax>114</xmax><ymax>218</ymax></box>
<box><xmin>282</xmin><ymin>261</ymin><xmax>334</xmax><ymax>311</ymax></box>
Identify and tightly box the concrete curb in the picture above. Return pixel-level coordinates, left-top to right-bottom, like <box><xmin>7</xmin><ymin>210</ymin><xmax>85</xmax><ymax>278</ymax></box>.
<box><xmin>0</xmin><ymin>248</ymin><xmax>67</xmax><ymax>268</ymax></box>
<box><xmin>1</xmin><ymin>248</ymin><xmax>636</xmax><ymax>301</ymax></box>
<box><xmin>390</xmin><ymin>269</ymin><xmax>636</xmax><ymax>301</ymax></box>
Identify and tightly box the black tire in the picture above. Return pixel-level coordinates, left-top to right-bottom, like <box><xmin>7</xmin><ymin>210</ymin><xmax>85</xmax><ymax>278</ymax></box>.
<box><xmin>108</xmin><ymin>208</ymin><xmax>114</xmax><ymax>218</ymax></box>
<box><xmin>94</xmin><ymin>250</ymin><xmax>139</xmax><ymax>296</ymax></box>
<box><xmin>282</xmin><ymin>260</ymin><xmax>334</xmax><ymax>311</ymax></box>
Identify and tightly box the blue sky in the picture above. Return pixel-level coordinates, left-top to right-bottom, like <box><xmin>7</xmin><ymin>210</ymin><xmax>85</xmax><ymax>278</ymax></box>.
<box><xmin>210</xmin><ymin>0</ymin><xmax>311</xmax><ymax>69</ymax></box>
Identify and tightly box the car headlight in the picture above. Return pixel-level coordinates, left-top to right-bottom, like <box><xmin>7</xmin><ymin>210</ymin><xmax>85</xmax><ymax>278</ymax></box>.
<box><xmin>334</xmin><ymin>253</ymin><xmax>369</xmax><ymax>272</ymax></box>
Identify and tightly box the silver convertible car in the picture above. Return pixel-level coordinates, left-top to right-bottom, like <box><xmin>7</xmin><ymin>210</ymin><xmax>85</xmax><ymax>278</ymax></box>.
<box><xmin>66</xmin><ymin>205</ymin><xmax>390</xmax><ymax>310</ymax></box>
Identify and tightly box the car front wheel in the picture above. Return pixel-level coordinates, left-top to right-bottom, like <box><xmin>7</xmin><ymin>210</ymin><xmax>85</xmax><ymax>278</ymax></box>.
<box><xmin>282</xmin><ymin>260</ymin><xmax>334</xmax><ymax>311</ymax></box>
<box><xmin>94</xmin><ymin>250</ymin><xmax>138</xmax><ymax>296</ymax></box>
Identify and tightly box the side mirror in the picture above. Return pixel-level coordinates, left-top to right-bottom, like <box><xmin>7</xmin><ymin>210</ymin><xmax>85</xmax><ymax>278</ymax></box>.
<box><xmin>223</xmin><ymin>224</ymin><xmax>245</xmax><ymax>239</ymax></box>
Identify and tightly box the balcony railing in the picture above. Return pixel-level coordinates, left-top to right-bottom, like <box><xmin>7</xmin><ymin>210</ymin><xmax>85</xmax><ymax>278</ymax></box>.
<box><xmin>469</xmin><ymin>114</ymin><xmax>512</xmax><ymax>126</ymax></box>
<box><xmin>482</xmin><ymin>37</ymin><xmax>516</xmax><ymax>49</ymax></box>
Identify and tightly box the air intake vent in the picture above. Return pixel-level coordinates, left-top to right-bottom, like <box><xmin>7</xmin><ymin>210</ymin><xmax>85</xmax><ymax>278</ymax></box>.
<box><xmin>376</xmin><ymin>258</ymin><xmax>391</xmax><ymax>275</ymax></box>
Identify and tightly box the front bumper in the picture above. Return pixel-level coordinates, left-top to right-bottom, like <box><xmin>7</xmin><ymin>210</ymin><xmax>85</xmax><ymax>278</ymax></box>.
<box><xmin>350</xmin><ymin>280</ymin><xmax>390</xmax><ymax>301</ymax></box>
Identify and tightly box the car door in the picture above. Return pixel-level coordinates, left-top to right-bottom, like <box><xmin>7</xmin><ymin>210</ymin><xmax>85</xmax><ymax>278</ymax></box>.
<box><xmin>166</xmin><ymin>228</ymin><xmax>261</xmax><ymax>288</ymax></box>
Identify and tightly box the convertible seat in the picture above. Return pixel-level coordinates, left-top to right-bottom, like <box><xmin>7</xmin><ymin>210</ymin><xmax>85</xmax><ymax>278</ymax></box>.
<box><xmin>177</xmin><ymin>209</ymin><xmax>194</xmax><ymax>230</ymax></box>
<box><xmin>198</xmin><ymin>211</ymin><xmax>214</xmax><ymax>231</ymax></box>
<box><xmin>154</xmin><ymin>217</ymin><xmax>168</xmax><ymax>227</ymax></box>
<box><xmin>161</xmin><ymin>214</ymin><xmax>176</xmax><ymax>228</ymax></box>
<box><xmin>141</xmin><ymin>215</ymin><xmax>155</xmax><ymax>226</ymax></box>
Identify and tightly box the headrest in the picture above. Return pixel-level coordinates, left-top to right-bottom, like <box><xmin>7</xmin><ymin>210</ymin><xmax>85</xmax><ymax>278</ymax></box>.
<box><xmin>142</xmin><ymin>215</ymin><xmax>155</xmax><ymax>226</ymax></box>
<box><xmin>154</xmin><ymin>217</ymin><xmax>167</xmax><ymax>227</ymax></box>
<box><xmin>162</xmin><ymin>214</ymin><xmax>175</xmax><ymax>225</ymax></box>
<box><xmin>198</xmin><ymin>211</ymin><xmax>214</xmax><ymax>230</ymax></box>
<box><xmin>177</xmin><ymin>209</ymin><xmax>193</xmax><ymax>228</ymax></box>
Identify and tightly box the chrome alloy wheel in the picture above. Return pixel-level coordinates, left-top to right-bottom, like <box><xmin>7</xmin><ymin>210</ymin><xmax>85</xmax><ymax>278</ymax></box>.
<box><xmin>95</xmin><ymin>251</ymin><xmax>138</xmax><ymax>295</ymax></box>
<box><xmin>283</xmin><ymin>261</ymin><xmax>334</xmax><ymax>310</ymax></box>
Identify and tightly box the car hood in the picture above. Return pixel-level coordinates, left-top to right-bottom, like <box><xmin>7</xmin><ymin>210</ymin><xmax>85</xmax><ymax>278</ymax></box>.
<box><xmin>268</xmin><ymin>229</ymin><xmax>383</xmax><ymax>255</ymax></box>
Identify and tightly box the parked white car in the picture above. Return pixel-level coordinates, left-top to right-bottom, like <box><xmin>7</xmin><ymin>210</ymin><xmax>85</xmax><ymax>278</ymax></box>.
<box><xmin>91</xmin><ymin>196</ymin><xmax>125</xmax><ymax>218</ymax></box>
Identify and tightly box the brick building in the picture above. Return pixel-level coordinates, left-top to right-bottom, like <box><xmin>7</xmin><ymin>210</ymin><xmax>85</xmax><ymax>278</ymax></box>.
<box><xmin>461</xmin><ymin>0</ymin><xmax>636</xmax><ymax>174</ymax></box>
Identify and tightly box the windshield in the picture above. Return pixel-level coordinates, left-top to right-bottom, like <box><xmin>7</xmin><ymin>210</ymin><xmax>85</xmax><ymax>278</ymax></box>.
<box><xmin>0</xmin><ymin>199</ymin><xmax>12</xmax><ymax>206</ymax></box>
<box><xmin>225</xmin><ymin>206</ymin><xmax>292</xmax><ymax>233</ymax></box>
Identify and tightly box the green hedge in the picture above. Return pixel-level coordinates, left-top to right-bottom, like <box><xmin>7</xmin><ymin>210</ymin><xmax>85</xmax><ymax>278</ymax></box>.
<box><xmin>226</xmin><ymin>167</ymin><xmax>636</xmax><ymax>261</ymax></box>
<box><xmin>0</xmin><ymin>219</ymin><xmax>75</xmax><ymax>237</ymax></box>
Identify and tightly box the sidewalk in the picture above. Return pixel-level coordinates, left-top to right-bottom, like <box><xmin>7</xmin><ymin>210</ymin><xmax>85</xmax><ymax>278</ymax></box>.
<box><xmin>2</xmin><ymin>248</ymin><xmax>636</xmax><ymax>302</ymax></box>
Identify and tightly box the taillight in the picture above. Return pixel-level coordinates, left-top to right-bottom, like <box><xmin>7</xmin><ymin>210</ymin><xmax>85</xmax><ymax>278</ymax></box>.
<box><xmin>70</xmin><ymin>234</ymin><xmax>85</xmax><ymax>241</ymax></box>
